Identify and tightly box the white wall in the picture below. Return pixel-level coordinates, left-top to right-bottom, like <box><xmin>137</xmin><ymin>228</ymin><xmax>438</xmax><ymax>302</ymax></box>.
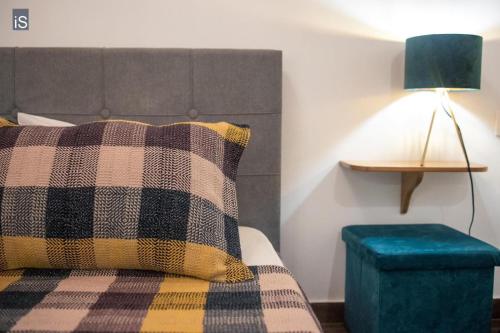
<box><xmin>1</xmin><ymin>0</ymin><xmax>500</xmax><ymax>302</ymax></box>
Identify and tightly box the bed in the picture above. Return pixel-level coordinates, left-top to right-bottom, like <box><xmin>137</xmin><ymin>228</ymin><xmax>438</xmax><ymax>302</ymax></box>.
<box><xmin>0</xmin><ymin>48</ymin><xmax>321</xmax><ymax>332</ymax></box>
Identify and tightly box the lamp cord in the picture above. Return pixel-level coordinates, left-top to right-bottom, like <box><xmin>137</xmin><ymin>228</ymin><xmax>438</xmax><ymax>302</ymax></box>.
<box><xmin>455</xmin><ymin>123</ymin><xmax>475</xmax><ymax>236</ymax></box>
<box><xmin>440</xmin><ymin>99</ymin><xmax>475</xmax><ymax>235</ymax></box>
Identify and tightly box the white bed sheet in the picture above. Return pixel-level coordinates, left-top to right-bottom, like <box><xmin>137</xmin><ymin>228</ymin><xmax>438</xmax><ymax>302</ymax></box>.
<box><xmin>239</xmin><ymin>226</ymin><xmax>283</xmax><ymax>266</ymax></box>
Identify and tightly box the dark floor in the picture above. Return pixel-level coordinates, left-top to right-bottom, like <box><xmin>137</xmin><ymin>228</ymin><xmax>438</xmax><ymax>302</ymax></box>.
<box><xmin>320</xmin><ymin>321</ymin><xmax>500</xmax><ymax>333</ymax></box>
<box><xmin>492</xmin><ymin>320</ymin><xmax>500</xmax><ymax>333</ymax></box>
<box><xmin>321</xmin><ymin>322</ymin><xmax>348</xmax><ymax>333</ymax></box>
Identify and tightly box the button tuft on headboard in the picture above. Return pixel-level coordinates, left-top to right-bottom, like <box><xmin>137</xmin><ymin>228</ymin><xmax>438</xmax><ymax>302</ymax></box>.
<box><xmin>100</xmin><ymin>108</ymin><xmax>111</xmax><ymax>119</ymax></box>
<box><xmin>188</xmin><ymin>109</ymin><xmax>199</xmax><ymax>120</ymax></box>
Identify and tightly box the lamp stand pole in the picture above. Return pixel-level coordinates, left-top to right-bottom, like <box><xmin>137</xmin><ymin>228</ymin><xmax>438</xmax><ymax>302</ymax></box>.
<box><xmin>448</xmin><ymin>105</ymin><xmax>469</xmax><ymax>161</ymax></box>
<box><xmin>419</xmin><ymin>89</ymin><xmax>469</xmax><ymax>166</ymax></box>
<box><xmin>420</xmin><ymin>108</ymin><xmax>437</xmax><ymax>166</ymax></box>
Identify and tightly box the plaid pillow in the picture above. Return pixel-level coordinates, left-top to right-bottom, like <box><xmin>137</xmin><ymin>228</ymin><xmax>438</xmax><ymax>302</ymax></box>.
<box><xmin>0</xmin><ymin>120</ymin><xmax>253</xmax><ymax>282</ymax></box>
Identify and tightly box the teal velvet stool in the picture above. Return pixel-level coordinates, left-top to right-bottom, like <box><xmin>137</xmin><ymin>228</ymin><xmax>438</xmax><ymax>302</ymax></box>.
<box><xmin>342</xmin><ymin>224</ymin><xmax>499</xmax><ymax>333</ymax></box>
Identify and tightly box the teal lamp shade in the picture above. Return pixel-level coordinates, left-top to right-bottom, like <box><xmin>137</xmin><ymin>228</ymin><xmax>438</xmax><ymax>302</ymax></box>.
<box><xmin>404</xmin><ymin>34</ymin><xmax>482</xmax><ymax>90</ymax></box>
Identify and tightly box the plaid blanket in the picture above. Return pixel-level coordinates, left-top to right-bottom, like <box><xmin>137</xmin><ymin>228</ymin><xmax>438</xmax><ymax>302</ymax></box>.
<box><xmin>0</xmin><ymin>265</ymin><xmax>321</xmax><ymax>333</ymax></box>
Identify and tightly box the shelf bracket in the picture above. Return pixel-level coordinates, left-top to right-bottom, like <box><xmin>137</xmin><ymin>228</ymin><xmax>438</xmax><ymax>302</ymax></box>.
<box><xmin>400</xmin><ymin>172</ymin><xmax>424</xmax><ymax>214</ymax></box>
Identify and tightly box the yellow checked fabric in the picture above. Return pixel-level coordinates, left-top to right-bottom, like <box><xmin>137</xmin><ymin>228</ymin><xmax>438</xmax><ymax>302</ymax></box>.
<box><xmin>0</xmin><ymin>120</ymin><xmax>253</xmax><ymax>282</ymax></box>
<box><xmin>0</xmin><ymin>117</ymin><xmax>16</xmax><ymax>127</ymax></box>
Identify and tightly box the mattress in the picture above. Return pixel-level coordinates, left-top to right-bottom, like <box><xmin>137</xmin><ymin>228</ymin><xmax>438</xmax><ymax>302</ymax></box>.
<box><xmin>0</xmin><ymin>229</ymin><xmax>321</xmax><ymax>333</ymax></box>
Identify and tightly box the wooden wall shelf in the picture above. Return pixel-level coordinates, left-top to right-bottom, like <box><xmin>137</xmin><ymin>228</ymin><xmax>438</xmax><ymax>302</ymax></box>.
<box><xmin>340</xmin><ymin>161</ymin><xmax>488</xmax><ymax>214</ymax></box>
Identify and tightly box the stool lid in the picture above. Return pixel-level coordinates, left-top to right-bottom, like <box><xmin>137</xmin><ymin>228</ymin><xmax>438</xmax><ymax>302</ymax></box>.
<box><xmin>342</xmin><ymin>224</ymin><xmax>499</xmax><ymax>270</ymax></box>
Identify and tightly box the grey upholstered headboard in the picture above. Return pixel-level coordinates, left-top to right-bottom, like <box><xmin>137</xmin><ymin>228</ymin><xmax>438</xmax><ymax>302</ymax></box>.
<box><xmin>0</xmin><ymin>48</ymin><xmax>282</xmax><ymax>249</ymax></box>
